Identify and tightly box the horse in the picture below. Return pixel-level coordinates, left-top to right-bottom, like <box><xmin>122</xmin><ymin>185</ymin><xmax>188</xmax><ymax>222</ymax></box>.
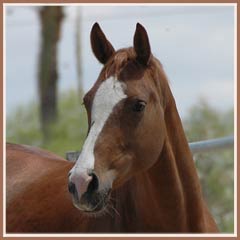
<box><xmin>6</xmin><ymin>23</ymin><xmax>218</xmax><ymax>233</ymax></box>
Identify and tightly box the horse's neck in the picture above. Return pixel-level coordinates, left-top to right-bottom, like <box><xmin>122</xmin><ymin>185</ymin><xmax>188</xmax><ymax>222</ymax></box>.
<box><xmin>163</xmin><ymin>96</ymin><xmax>208</xmax><ymax>231</ymax></box>
<box><xmin>114</xmin><ymin>97</ymin><xmax>209</xmax><ymax>232</ymax></box>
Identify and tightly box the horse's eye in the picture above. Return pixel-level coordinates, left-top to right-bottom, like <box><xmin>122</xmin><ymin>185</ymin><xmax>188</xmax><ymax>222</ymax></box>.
<box><xmin>132</xmin><ymin>100</ymin><xmax>146</xmax><ymax>112</ymax></box>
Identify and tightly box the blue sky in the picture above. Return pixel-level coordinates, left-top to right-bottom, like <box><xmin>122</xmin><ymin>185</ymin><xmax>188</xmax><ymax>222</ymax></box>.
<box><xmin>5</xmin><ymin>5</ymin><xmax>235</xmax><ymax>117</ymax></box>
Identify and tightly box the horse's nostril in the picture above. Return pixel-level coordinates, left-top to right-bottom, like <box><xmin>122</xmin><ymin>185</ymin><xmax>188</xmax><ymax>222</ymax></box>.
<box><xmin>87</xmin><ymin>172</ymin><xmax>99</xmax><ymax>194</ymax></box>
<box><xmin>68</xmin><ymin>181</ymin><xmax>76</xmax><ymax>195</ymax></box>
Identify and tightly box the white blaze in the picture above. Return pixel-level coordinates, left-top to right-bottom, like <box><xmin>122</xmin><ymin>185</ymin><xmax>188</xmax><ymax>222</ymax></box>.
<box><xmin>71</xmin><ymin>76</ymin><xmax>126</xmax><ymax>174</ymax></box>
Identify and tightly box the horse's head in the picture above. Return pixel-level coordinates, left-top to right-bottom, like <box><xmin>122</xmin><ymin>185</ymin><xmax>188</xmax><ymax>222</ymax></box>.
<box><xmin>68</xmin><ymin>23</ymin><xmax>168</xmax><ymax>213</ymax></box>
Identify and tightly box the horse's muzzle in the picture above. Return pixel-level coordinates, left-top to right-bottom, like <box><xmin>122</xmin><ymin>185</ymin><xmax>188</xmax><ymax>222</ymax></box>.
<box><xmin>68</xmin><ymin>171</ymin><xmax>111</xmax><ymax>213</ymax></box>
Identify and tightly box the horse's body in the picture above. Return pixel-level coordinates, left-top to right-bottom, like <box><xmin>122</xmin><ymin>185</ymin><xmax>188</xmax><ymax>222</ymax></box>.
<box><xmin>6</xmin><ymin>142</ymin><xmax>217</xmax><ymax>233</ymax></box>
<box><xmin>6</xmin><ymin>23</ymin><xmax>218</xmax><ymax>233</ymax></box>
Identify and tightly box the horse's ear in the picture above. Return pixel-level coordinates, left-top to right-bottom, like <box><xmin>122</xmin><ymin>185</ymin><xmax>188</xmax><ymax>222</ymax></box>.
<box><xmin>90</xmin><ymin>22</ymin><xmax>115</xmax><ymax>64</ymax></box>
<box><xmin>133</xmin><ymin>23</ymin><xmax>151</xmax><ymax>66</ymax></box>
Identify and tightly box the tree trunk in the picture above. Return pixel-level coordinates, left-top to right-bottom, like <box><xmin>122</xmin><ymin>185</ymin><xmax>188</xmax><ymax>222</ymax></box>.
<box><xmin>75</xmin><ymin>7</ymin><xmax>83</xmax><ymax>99</ymax></box>
<box><xmin>38</xmin><ymin>6</ymin><xmax>64</xmax><ymax>137</ymax></box>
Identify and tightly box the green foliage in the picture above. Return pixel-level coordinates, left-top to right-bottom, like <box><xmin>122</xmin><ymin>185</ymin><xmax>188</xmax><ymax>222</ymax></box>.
<box><xmin>6</xmin><ymin>95</ymin><xmax>234</xmax><ymax>232</ymax></box>
<box><xmin>183</xmin><ymin>99</ymin><xmax>234</xmax><ymax>233</ymax></box>
<box><xmin>6</xmin><ymin>89</ymin><xmax>88</xmax><ymax>157</ymax></box>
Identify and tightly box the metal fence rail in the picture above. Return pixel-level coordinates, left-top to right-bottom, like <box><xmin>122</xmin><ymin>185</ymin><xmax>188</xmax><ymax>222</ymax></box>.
<box><xmin>66</xmin><ymin>136</ymin><xmax>234</xmax><ymax>161</ymax></box>
<box><xmin>189</xmin><ymin>136</ymin><xmax>234</xmax><ymax>154</ymax></box>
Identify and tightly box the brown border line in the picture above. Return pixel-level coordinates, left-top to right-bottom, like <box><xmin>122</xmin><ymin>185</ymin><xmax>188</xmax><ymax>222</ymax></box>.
<box><xmin>237</xmin><ymin>1</ymin><xmax>239</xmax><ymax>240</ymax></box>
<box><xmin>2</xmin><ymin>0</ymin><xmax>238</xmax><ymax>240</ymax></box>
<box><xmin>1</xmin><ymin>0</ymin><xmax>239</xmax><ymax>3</ymax></box>
<box><xmin>1</xmin><ymin>2</ymin><xmax>3</xmax><ymax>240</ymax></box>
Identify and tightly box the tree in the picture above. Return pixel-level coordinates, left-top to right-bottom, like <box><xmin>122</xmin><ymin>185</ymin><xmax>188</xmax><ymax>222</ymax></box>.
<box><xmin>183</xmin><ymin>100</ymin><xmax>234</xmax><ymax>232</ymax></box>
<box><xmin>75</xmin><ymin>7</ymin><xmax>83</xmax><ymax>98</ymax></box>
<box><xmin>38</xmin><ymin>6</ymin><xmax>64</xmax><ymax>137</ymax></box>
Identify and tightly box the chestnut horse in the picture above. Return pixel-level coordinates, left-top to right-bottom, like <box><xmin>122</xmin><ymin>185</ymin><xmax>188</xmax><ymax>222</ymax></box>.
<box><xmin>6</xmin><ymin>23</ymin><xmax>218</xmax><ymax>233</ymax></box>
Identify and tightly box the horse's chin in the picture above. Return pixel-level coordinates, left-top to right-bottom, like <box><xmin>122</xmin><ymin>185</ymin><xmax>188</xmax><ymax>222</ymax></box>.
<box><xmin>72</xmin><ymin>188</ymin><xmax>112</xmax><ymax>217</ymax></box>
<box><xmin>73</xmin><ymin>202</ymin><xmax>110</xmax><ymax>218</ymax></box>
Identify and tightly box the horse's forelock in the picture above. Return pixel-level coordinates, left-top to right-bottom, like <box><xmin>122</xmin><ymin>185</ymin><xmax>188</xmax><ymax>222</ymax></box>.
<box><xmin>103</xmin><ymin>48</ymin><xmax>164</xmax><ymax>81</ymax></box>
<box><xmin>103</xmin><ymin>48</ymin><xmax>136</xmax><ymax>79</ymax></box>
